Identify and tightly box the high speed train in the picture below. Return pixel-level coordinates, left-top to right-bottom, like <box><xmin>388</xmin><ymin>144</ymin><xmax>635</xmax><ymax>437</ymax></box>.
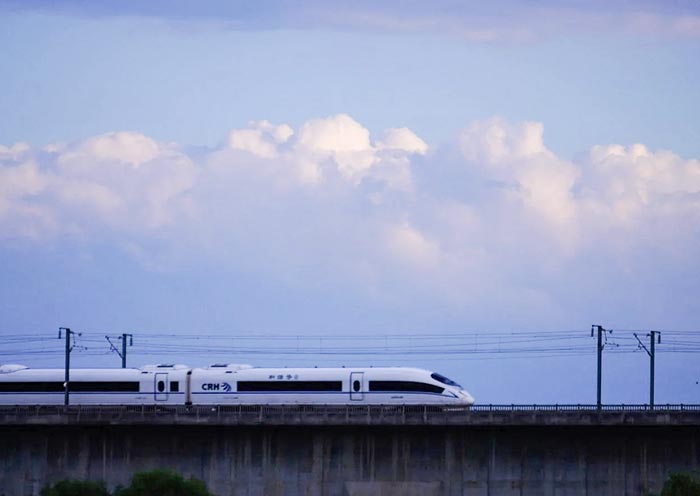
<box><xmin>0</xmin><ymin>363</ymin><xmax>474</xmax><ymax>406</ymax></box>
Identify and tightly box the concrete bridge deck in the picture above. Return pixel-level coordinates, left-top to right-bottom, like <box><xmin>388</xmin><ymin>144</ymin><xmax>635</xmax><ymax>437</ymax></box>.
<box><xmin>2</xmin><ymin>405</ymin><xmax>700</xmax><ymax>495</ymax></box>
<box><xmin>1</xmin><ymin>404</ymin><xmax>699</xmax><ymax>426</ymax></box>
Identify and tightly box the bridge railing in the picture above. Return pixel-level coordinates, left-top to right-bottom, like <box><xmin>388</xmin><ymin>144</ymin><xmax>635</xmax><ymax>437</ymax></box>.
<box><xmin>470</xmin><ymin>404</ymin><xmax>700</xmax><ymax>412</ymax></box>
<box><xmin>1</xmin><ymin>403</ymin><xmax>700</xmax><ymax>421</ymax></box>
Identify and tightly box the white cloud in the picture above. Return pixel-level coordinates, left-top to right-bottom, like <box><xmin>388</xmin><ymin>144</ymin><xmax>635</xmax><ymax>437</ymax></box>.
<box><xmin>575</xmin><ymin>143</ymin><xmax>700</xmax><ymax>260</ymax></box>
<box><xmin>459</xmin><ymin>118</ymin><xmax>579</xmax><ymax>230</ymax></box>
<box><xmin>0</xmin><ymin>160</ymin><xmax>47</xmax><ymax>199</ymax></box>
<box><xmin>296</xmin><ymin>114</ymin><xmax>372</xmax><ymax>153</ymax></box>
<box><xmin>0</xmin><ymin>160</ymin><xmax>55</xmax><ymax>240</ymax></box>
<box><xmin>0</xmin><ymin>142</ymin><xmax>31</xmax><ymax>161</ymax></box>
<box><xmin>23</xmin><ymin>2</ymin><xmax>699</xmax><ymax>41</ymax></box>
<box><xmin>0</xmin><ymin>132</ymin><xmax>198</xmax><ymax>240</ymax></box>
<box><xmin>460</xmin><ymin>118</ymin><xmax>549</xmax><ymax>165</ymax></box>
<box><xmin>385</xmin><ymin>222</ymin><xmax>441</xmax><ymax>270</ymax></box>
<box><xmin>219</xmin><ymin>114</ymin><xmax>427</xmax><ymax>189</ymax></box>
<box><xmin>376</xmin><ymin>128</ymin><xmax>428</xmax><ymax>155</ymax></box>
<box><xmin>583</xmin><ymin>143</ymin><xmax>700</xmax><ymax>201</ymax></box>
<box><xmin>295</xmin><ymin>114</ymin><xmax>376</xmax><ymax>181</ymax></box>
<box><xmin>57</xmin><ymin>131</ymin><xmax>163</xmax><ymax>169</ymax></box>
<box><xmin>228</xmin><ymin>120</ymin><xmax>294</xmax><ymax>159</ymax></box>
<box><xmin>52</xmin><ymin>178</ymin><xmax>122</xmax><ymax>216</ymax></box>
<box><xmin>1</xmin><ymin>116</ymin><xmax>698</xmax><ymax>324</ymax></box>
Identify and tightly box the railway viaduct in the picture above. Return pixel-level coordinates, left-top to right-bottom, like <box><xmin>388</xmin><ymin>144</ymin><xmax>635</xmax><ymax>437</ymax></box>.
<box><xmin>1</xmin><ymin>405</ymin><xmax>699</xmax><ymax>496</ymax></box>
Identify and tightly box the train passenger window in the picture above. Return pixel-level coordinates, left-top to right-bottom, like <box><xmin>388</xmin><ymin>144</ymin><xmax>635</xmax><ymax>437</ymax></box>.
<box><xmin>157</xmin><ymin>380</ymin><xmax>165</xmax><ymax>393</ymax></box>
<box><xmin>353</xmin><ymin>380</ymin><xmax>361</xmax><ymax>392</ymax></box>
<box><xmin>0</xmin><ymin>381</ymin><xmax>140</xmax><ymax>392</ymax></box>
<box><xmin>71</xmin><ymin>382</ymin><xmax>140</xmax><ymax>392</ymax></box>
<box><xmin>368</xmin><ymin>381</ymin><xmax>444</xmax><ymax>394</ymax></box>
<box><xmin>0</xmin><ymin>382</ymin><xmax>63</xmax><ymax>392</ymax></box>
<box><xmin>238</xmin><ymin>381</ymin><xmax>342</xmax><ymax>392</ymax></box>
<box><xmin>171</xmin><ymin>381</ymin><xmax>179</xmax><ymax>392</ymax></box>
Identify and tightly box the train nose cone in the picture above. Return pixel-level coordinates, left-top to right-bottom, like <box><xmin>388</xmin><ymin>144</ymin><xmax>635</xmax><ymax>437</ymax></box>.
<box><xmin>460</xmin><ymin>390</ymin><xmax>475</xmax><ymax>405</ymax></box>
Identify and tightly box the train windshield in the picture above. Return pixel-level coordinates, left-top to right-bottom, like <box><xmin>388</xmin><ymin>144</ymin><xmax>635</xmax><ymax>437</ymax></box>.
<box><xmin>431</xmin><ymin>372</ymin><xmax>462</xmax><ymax>389</ymax></box>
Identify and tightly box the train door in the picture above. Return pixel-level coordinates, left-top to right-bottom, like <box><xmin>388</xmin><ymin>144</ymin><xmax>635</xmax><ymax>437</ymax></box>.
<box><xmin>350</xmin><ymin>372</ymin><xmax>364</xmax><ymax>401</ymax></box>
<box><xmin>155</xmin><ymin>373</ymin><xmax>168</xmax><ymax>401</ymax></box>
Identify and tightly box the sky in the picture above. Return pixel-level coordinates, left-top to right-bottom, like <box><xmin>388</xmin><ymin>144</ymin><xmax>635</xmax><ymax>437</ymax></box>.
<box><xmin>1</xmin><ymin>1</ymin><xmax>699</xmax><ymax>404</ymax></box>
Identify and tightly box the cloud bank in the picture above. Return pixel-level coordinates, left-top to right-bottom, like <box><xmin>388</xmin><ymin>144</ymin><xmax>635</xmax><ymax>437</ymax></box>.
<box><xmin>3</xmin><ymin>0</ymin><xmax>699</xmax><ymax>41</ymax></box>
<box><xmin>1</xmin><ymin>114</ymin><xmax>699</xmax><ymax>324</ymax></box>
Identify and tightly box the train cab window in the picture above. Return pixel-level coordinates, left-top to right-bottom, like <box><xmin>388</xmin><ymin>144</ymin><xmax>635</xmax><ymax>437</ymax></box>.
<box><xmin>353</xmin><ymin>380</ymin><xmax>361</xmax><ymax>392</ymax></box>
<box><xmin>157</xmin><ymin>381</ymin><xmax>165</xmax><ymax>393</ymax></box>
<box><xmin>170</xmin><ymin>381</ymin><xmax>179</xmax><ymax>392</ymax></box>
<box><xmin>369</xmin><ymin>381</ymin><xmax>444</xmax><ymax>394</ymax></box>
<box><xmin>430</xmin><ymin>372</ymin><xmax>462</xmax><ymax>388</ymax></box>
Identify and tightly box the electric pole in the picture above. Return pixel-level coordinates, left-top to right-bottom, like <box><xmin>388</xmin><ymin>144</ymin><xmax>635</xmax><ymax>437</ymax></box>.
<box><xmin>634</xmin><ymin>331</ymin><xmax>661</xmax><ymax>408</ymax></box>
<box><xmin>121</xmin><ymin>333</ymin><xmax>133</xmax><ymax>368</ymax></box>
<box><xmin>105</xmin><ymin>333</ymin><xmax>134</xmax><ymax>368</ymax></box>
<box><xmin>591</xmin><ymin>325</ymin><xmax>612</xmax><ymax>410</ymax></box>
<box><xmin>58</xmin><ymin>327</ymin><xmax>81</xmax><ymax>406</ymax></box>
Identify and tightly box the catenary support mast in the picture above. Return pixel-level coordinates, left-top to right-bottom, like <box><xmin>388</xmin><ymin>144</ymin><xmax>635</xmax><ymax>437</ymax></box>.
<box><xmin>592</xmin><ymin>325</ymin><xmax>612</xmax><ymax>410</ymax></box>
<box><xmin>121</xmin><ymin>333</ymin><xmax>133</xmax><ymax>368</ymax></box>
<box><xmin>635</xmin><ymin>330</ymin><xmax>661</xmax><ymax>408</ymax></box>
<box><xmin>58</xmin><ymin>327</ymin><xmax>79</xmax><ymax>406</ymax></box>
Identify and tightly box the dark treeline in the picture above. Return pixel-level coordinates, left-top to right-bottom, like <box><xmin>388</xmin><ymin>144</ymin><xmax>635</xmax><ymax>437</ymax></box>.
<box><xmin>658</xmin><ymin>472</ymin><xmax>700</xmax><ymax>496</ymax></box>
<box><xmin>40</xmin><ymin>469</ymin><xmax>213</xmax><ymax>496</ymax></box>
<box><xmin>36</xmin><ymin>468</ymin><xmax>700</xmax><ymax>496</ymax></box>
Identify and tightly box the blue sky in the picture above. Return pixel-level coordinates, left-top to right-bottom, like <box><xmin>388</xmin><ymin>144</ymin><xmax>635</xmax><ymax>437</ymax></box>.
<box><xmin>1</xmin><ymin>1</ymin><xmax>699</xmax><ymax>403</ymax></box>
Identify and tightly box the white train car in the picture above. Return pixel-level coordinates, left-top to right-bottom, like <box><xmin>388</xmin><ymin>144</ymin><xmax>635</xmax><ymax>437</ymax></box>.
<box><xmin>189</xmin><ymin>364</ymin><xmax>474</xmax><ymax>406</ymax></box>
<box><xmin>0</xmin><ymin>363</ymin><xmax>475</xmax><ymax>406</ymax></box>
<box><xmin>0</xmin><ymin>364</ymin><xmax>189</xmax><ymax>405</ymax></box>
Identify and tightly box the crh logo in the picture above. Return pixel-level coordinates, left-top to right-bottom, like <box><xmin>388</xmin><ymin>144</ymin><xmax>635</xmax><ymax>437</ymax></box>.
<box><xmin>202</xmin><ymin>382</ymin><xmax>232</xmax><ymax>392</ymax></box>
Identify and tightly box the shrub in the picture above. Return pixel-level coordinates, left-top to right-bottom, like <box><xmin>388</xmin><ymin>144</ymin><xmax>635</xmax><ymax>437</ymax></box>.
<box><xmin>661</xmin><ymin>472</ymin><xmax>700</xmax><ymax>496</ymax></box>
<box><xmin>114</xmin><ymin>469</ymin><xmax>213</xmax><ymax>496</ymax></box>
<box><xmin>40</xmin><ymin>479</ymin><xmax>110</xmax><ymax>496</ymax></box>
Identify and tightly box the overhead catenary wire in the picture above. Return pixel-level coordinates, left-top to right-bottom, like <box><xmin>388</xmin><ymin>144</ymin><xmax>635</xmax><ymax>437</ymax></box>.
<box><xmin>2</xmin><ymin>328</ymin><xmax>700</xmax><ymax>367</ymax></box>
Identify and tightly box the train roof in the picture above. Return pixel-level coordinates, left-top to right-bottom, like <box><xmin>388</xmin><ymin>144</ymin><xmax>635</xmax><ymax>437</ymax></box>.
<box><xmin>190</xmin><ymin>365</ymin><xmax>434</xmax><ymax>374</ymax></box>
<box><xmin>1</xmin><ymin>364</ymin><xmax>438</xmax><ymax>375</ymax></box>
<box><xmin>0</xmin><ymin>364</ymin><xmax>29</xmax><ymax>374</ymax></box>
<box><xmin>140</xmin><ymin>364</ymin><xmax>189</xmax><ymax>371</ymax></box>
<box><xmin>0</xmin><ymin>364</ymin><xmax>190</xmax><ymax>375</ymax></box>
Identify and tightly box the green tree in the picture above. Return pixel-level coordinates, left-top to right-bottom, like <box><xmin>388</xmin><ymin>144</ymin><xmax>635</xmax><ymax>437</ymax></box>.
<box><xmin>115</xmin><ymin>469</ymin><xmax>213</xmax><ymax>496</ymax></box>
<box><xmin>40</xmin><ymin>479</ymin><xmax>110</xmax><ymax>496</ymax></box>
<box><xmin>661</xmin><ymin>472</ymin><xmax>700</xmax><ymax>496</ymax></box>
